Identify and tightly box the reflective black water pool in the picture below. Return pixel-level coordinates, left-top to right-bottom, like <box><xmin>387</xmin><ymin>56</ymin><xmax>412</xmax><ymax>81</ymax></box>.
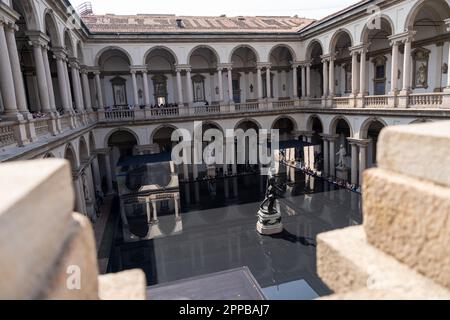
<box><xmin>107</xmin><ymin>167</ymin><xmax>362</xmax><ymax>299</ymax></box>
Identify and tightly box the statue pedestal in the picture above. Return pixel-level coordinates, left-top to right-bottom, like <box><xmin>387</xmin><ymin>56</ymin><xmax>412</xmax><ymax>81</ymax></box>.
<box><xmin>336</xmin><ymin>166</ymin><xmax>349</xmax><ymax>181</ymax></box>
<box><xmin>256</xmin><ymin>209</ymin><xmax>283</xmax><ymax>235</ymax></box>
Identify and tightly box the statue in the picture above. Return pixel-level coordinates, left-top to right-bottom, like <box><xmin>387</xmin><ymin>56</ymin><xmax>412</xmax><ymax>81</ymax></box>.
<box><xmin>336</xmin><ymin>144</ymin><xmax>347</xmax><ymax>168</ymax></box>
<box><xmin>256</xmin><ymin>167</ymin><xmax>283</xmax><ymax>235</ymax></box>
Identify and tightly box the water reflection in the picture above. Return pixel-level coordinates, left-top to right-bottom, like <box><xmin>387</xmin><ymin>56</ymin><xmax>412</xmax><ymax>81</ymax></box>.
<box><xmin>108</xmin><ymin>166</ymin><xmax>362</xmax><ymax>298</ymax></box>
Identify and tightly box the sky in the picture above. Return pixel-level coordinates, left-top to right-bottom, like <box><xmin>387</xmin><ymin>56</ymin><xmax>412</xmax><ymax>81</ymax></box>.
<box><xmin>69</xmin><ymin>0</ymin><xmax>358</xmax><ymax>19</ymax></box>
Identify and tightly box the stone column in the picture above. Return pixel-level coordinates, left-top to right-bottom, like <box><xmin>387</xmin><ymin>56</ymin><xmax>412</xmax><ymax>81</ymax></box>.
<box><xmin>329</xmin><ymin>56</ymin><xmax>335</xmax><ymax>96</ymax></box>
<box><xmin>94</xmin><ymin>71</ymin><xmax>104</xmax><ymax>108</ymax></box>
<box><xmin>186</xmin><ymin>68</ymin><xmax>193</xmax><ymax>105</ymax></box>
<box><xmin>301</xmin><ymin>65</ymin><xmax>306</xmax><ymax>98</ymax></box>
<box><xmin>217</xmin><ymin>67</ymin><xmax>224</xmax><ymax>102</ymax></box>
<box><xmin>358</xmin><ymin>141</ymin><xmax>369</xmax><ymax>186</ymax></box>
<box><xmin>81</xmin><ymin>69</ymin><xmax>92</xmax><ymax>111</ymax></box>
<box><xmin>63</xmin><ymin>61</ymin><xmax>74</xmax><ymax>110</ymax></box>
<box><xmin>42</xmin><ymin>46</ymin><xmax>57</xmax><ymax>112</ymax></box>
<box><xmin>0</xmin><ymin>21</ymin><xmax>22</xmax><ymax>119</ymax></box>
<box><xmin>103</xmin><ymin>152</ymin><xmax>114</xmax><ymax>194</ymax></box>
<box><xmin>402</xmin><ymin>37</ymin><xmax>412</xmax><ymax>93</ymax></box>
<box><xmin>5</xmin><ymin>23</ymin><xmax>28</xmax><ymax>115</ymax></box>
<box><xmin>152</xmin><ymin>201</ymin><xmax>158</xmax><ymax>223</ymax></box>
<box><xmin>54</xmin><ymin>51</ymin><xmax>71</xmax><ymax>113</ymax></box>
<box><xmin>70</xmin><ymin>61</ymin><xmax>83</xmax><ymax>111</ymax></box>
<box><xmin>351</xmin><ymin>50</ymin><xmax>359</xmax><ymax>96</ymax></box>
<box><xmin>322</xmin><ymin>137</ymin><xmax>329</xmax><ymax>176</ymax></box>
<box><xmin>30</xmin><ymin>39</ymin><xmax>51</xmax><ymax>113</ymax></box>
<box><xmin>329</xmin><ymin>136</ymin><xmax>337</xmax><ymax>177</ymax></box>
<box><xmin>349</xmin><ymin>142</ymin><xmax>358</xmax><ymax>185</ymax></box>
<box><xmin>306</xmin><ymin>63</ymin><xmax>311</xmax><ymax>98</ymax></box>
<box><xmin>131</xmin><ymin>70</ymin><xmax>139</xmax><ymax>107</ymax></box>
<box><xmin>265</xmin><ymin>66</ymin><xmax>271</xmax><ymax>99</ymax></box>
<box><xmin>227</xmin><ymin>67</ymin><xmax>233</xmax><ymax>103</ymax></box>
<box><xmin>390</xmin><ymin>40</ymin><xmax>399</xmax><ymax>94</ymax></box>
<box><xmin>257</xmin><ymin>66</ymin><xmax>263</xmax><ymax>100</ymax></box>
<box><xmin>292</xmin><ymin>63</ymin><xmax>298</xmax><ymax>99</ymax></box>
<box><xmin>176</xmin><ymin>68</ymin><xmax>183</xmax><ymax>105</ymax></box>
<box><xmin>142</xmin><ymin>70</ymin><xmax>150</xmax><ymax>106</ymax></box>
<box><xmin>359</xmin><ymin>47</ymin><xmax>367</xmax><ymax>96</ymax></box>
<box><xmin>322</xmin><ymin>58</ymin><xmax>329</xmax><ymax>97</ymax></box>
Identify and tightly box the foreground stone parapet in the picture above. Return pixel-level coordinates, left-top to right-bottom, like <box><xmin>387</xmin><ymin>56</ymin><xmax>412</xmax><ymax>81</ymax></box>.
<box><xmin>317</xmin><ymin>121</ymin><xmax>450</xmax><ymax>300</ymax></box>
<box><xmin>363</xmin><ymin>168</ymin><xmax>450</xmax><ymax>289</ymax></box>
<box><xmin>377</xmin><ymin>121</ymin><xmax>450</xmax><ymax>187</ymax></box>
<box><xmin>317</xmin><ymin>226</ymin><xmax>450</xmax><ymax>299</ymax></box>
<box><xmin>0</xmin><ymin>159</ymin><xmax>146</xmax><ymax>300</ymax></box>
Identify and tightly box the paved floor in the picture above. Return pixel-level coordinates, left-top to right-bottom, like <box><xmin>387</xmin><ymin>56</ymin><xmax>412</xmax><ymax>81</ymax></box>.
<box><xmin>107</xmin><ymin>167</ymin><xmax>362</xmax><ymax>299</ymax></box>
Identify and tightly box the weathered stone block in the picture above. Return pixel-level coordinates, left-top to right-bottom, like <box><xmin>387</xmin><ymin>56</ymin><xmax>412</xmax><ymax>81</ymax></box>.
<box><xmin>0</xmin><ymin>160</ymin><xmax>74</xmax><ymax>299</ymax></box>
<box><xmin>39</xmin><ymin>213</ymin><xmax>99</xmax><ymax>300</ymax></box>
<box><xmin>98</xmin><ymin>269</ymin><xmax>147</xmax><ymax>300</ymax></box>
<box><xmin>363</xmin><ymin>168</ymin><xmax>450</xmax><ymax>289</ymax></box>
<box><xmin>377</xmin><ymin>121</ymin><xmax>450</xmax><ymax>187</ymax></box>
<box><xmin>317</xmin><ymin>226</ymin><xmax>450</xmax><ymax>299</ymax></box>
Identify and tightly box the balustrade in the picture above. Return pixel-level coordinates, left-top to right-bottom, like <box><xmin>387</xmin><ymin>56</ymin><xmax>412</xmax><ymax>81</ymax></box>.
<box><xmin>0</xmin><ymin>122</ymin><xmax>16</xmax><ymax>148</ymax></box>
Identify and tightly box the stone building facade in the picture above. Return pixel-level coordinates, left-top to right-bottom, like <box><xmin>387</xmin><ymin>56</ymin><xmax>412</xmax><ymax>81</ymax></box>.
<box><xmin>1</xmin><ymin>0</ymin><xmax>450</xmax><ymax>223</ymax></box>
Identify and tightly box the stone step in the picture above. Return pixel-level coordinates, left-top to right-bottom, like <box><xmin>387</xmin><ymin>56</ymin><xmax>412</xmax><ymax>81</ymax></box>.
<box><xmin>316</xmin><ymin>225</ymin><xmax>450</xmax><ymax>299</ymax></box>
<box><xmin>377</xmin><ymin>121</ymin><xmax>450</xmax><ymax>187</ymax></box>
<box><xmin>363</xmin><ymin>168</ymin><xmax>450</xmax><ymax>289</ymax></box>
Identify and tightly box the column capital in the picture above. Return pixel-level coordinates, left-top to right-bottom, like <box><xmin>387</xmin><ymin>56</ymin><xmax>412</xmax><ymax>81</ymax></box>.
<box><xmin>130</xmin><ymin>65</ymin><xmax>148</xmax><ymax>73</ymax></box>
<box><xmin>349</xmin><ymin>44</ymin><xmax>369</xmax><ymax>54</ymax></box>
<box><xmin>95</xmin><ymin>147</ymin><xmax>111</xmax><ymax>155</ymax></box>
<box><xmin>388</xmin><ymin>30</ymin><xmax>416</xmax><ymax>45</ymax></box>
<box><xmin>295</xmin><ymin>130</ymin><xmax>314</xmax><ymax>137</ymax></box>
<box><xmin>445</xmin><ymin>18</ymin><xmax>450</xmax><ymax>31</ymax></box>
<box><xmin>25</xmin><ymin>31</ymin><xmax>50</xmax><ymax>48</ymax></box>
<box><xmin>52</xmin><ymin>47</ymin><xmax>68</xmax><ymax>60</ymax></box>
<box><xmin>256</xmin><ymin>62</ymin><xmax>271</xmax><ymax>70</ymax></box>
<box><xmin>175</xmin><ymin>64</ymin><xmax>191</xmax><ymax>72</ymax></box>
<box><xmin>217</xmin><ymin>63</ymin><xmax>233</xmax><ymax>70</ymax></box>
<box><xmin>347</xmin><ymin>138</ymin><xmax>371</xmax><ymax>147</ymax></box>
<box><xmin>69</xmin><ymin>58</ymin><xmax>80</xmax><ymax>69</ymax></box>
<box><xmin>4</xmin><ymin>22</ymin><xmax>18</xmax><ymax>32</ymax></box>
<box><xmin>319</xmin><ymin>133</ymin><xmax>338</xmax><ymax>141</ymax></box>
<box><xmin>291</xmin><ymin>61</ymin><xmax>302</xmax><ymax>68</ymax></box>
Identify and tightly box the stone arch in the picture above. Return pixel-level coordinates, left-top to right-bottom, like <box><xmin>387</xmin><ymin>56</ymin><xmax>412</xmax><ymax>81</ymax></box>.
<box><xmin>44</xmin><ymin>9</ymin><xmax>62</xmax><ymax>47</ymax></box>
<box><xmin>104</xmin><ymin>127</ymin><xmax>140</xmax><ymax>149</ymax></box>
<box><xmin>187</xmin><ymin>45</ymin><xmax>221</xmax><ymax>65</ymax></box>
<box><xmin>63</xmin><ymin>29</ymin><xmax>75</xmax><ymax>58</ymax></box>
<box><xmin>359</xmin><ymin>117</ymin><xmax>388</xmax><ymax>139</ymax></box>
<box><xmin>267</xmin><ymin>44</ymin><xmax>297</xmax><ymax>62</ymax></box>
<box><xmin>150</xmin><ymin>124</ymin><xmax>180</xmax><ymax>144</ymax></box>
<box><xmin>11</xmin><ymin>0</ymin><xmax>40</xmax><ymax>31</ymax></box>
<box><xmin>95</xmin><ymin>46</ymin><xmax>133</xmax><ymax>66</ymax></box>
<box><xmin>329</xmin><ymin>115</ymin><xmax>353</xmax><ymax>137</ymax></box>
<box><xmin>143</xmin><ymin>46</ymin><xmax>179</xmax><ymax>65</ymax></box>
<box><xmin>234</xmin><ymin>117</ymin><xmax>262</xmax><ymax>130</ymax></box>
<box><xmin>329</xmin><ymin>28</ymin><xmax>353</xmax><ymax>54</ymax></box>
<box><xmin>405</xmin><ymin>0</ymin><xmax>450</xmax><ymax>32</ymax></box>
<box><xmin>306</xmin><ymin>114</ymin><xmax>324</xmax><ymax>132</ymax></box>
<box><xmin>305</xmin><ymin>39</ymin><xmax>324</xmax><ymax>60</ymax></box>
<box><xmin>360</xmin><ymin>14</ymin><xmax>395</xmax><ymax>43</ymax></box>
<box><xmin>271</xmin><ymin>115</ymin><xmax>298</xmax><ymax>131</ymax></box>
<box><xmin>64</xmin><ymin>142</ymin><xmax>79</xmax><ymax>170</ymax></box>
<box><xmin>228</xmin><ymin>44</ymin><xmax>260</xmax><ymax>63</ymax></box>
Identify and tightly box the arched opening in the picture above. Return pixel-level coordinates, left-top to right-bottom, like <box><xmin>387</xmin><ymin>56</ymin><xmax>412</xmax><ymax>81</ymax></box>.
<box><xmin>230</xmin><ymin>46</ymin><xmax>259</xmax><ymax>103</ymax></box>
<box><xmin>144</xmin><ymin>48</ymin><xmax>177</xmax><ymax>106</ymax></box>
<box><xmin>362</xmin><ymin>120</ymin><xmax>386</xmax><ymax>167</ymax></box>
<box><xmin>235</xmin><ymin>119</ymin><xmax>260</xmax><ymax>174</ymax></box>
<box><xmin>188</xmin><ymin>47</ymin><xmax>219</xmax><ymax>106</ymax></box>
<box><xmin>44</xmin><ymin>13</ymin><xmax>62</xmax><ymax>113</ymax></box>
<box><xmin>330</xmin><ymin>117</ymin><xmax>352</xmax><ymax>173</ymax></box>
<box><xmin>97</xmin><ymin>48</ymin><xmax>132</xmax><ymax>108</ymax></box>
<box><xmin>406</xmin><ymin>0</ymin><xmax>450</xmax><ymax>93</ymax></box>
<box><xmin>330</xmin><ymin>31</ymin><xmax>352</xmax><ymax>97</ymax></box>
<box><xmin>269</xmin><ymin>46</ymin><xmax>295</xmax><ymax>100</ymax></box>
<box><xmin>272</xmin><ymin>117</ymin><xmax>295</xmax><ymax>141</ymax></box>
<box><xmin>306</xmin><ymin>41</ymin><xmax>324</xmax><ymax>98</ymax></box>
<box><xmin>152</xmin><ymin>126</ymin><xmax>177</xmax><ymax>152</ymax></box>
<box><xmin>361</xmin><ymin>17</ymin><xmax>393</xmax><ymax>96</ymax></box>
<box><xmin>107</xmin><ymin>130</ymin><xmax>138</xmax><ymax>170</ymax></box>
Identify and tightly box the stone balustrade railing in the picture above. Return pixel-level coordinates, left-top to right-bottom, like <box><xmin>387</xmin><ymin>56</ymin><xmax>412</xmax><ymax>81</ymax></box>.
<box><xmin>408</xmin><ymin>93</ymin><xmax>444</xmax><ymax>108</ymax></box>
<box><xmin>234</xmin><ymin>102</ymin><xmax>260</xmax><ymax>112</ymax></box>
<box><xmin>273</xmin><ymin>100</ymin><xmax>295</xmax><ymax>109</ymax></box>
<box><xmin>191</xmin><ymin>105</ymin><xmax>221</xmax><ymax>115</ymax></box>
<box><xmin>33</xmin><ymin>118</ymin><xmax>50</xmax><ymax>137</ymax></box>
<box><xmin>364</xmin><ymin>95</ymin><xmax>390</xmax><ymax>108</ymax></box>
<box><xmin>333</xmin><ymin>96</ymin><xmax>351</xmax><ymax>107</ymax></box>
<box><xmin>0</xmin><ymin>121</ymin><xmax>16</xmax><ymax>148</ymax></box>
